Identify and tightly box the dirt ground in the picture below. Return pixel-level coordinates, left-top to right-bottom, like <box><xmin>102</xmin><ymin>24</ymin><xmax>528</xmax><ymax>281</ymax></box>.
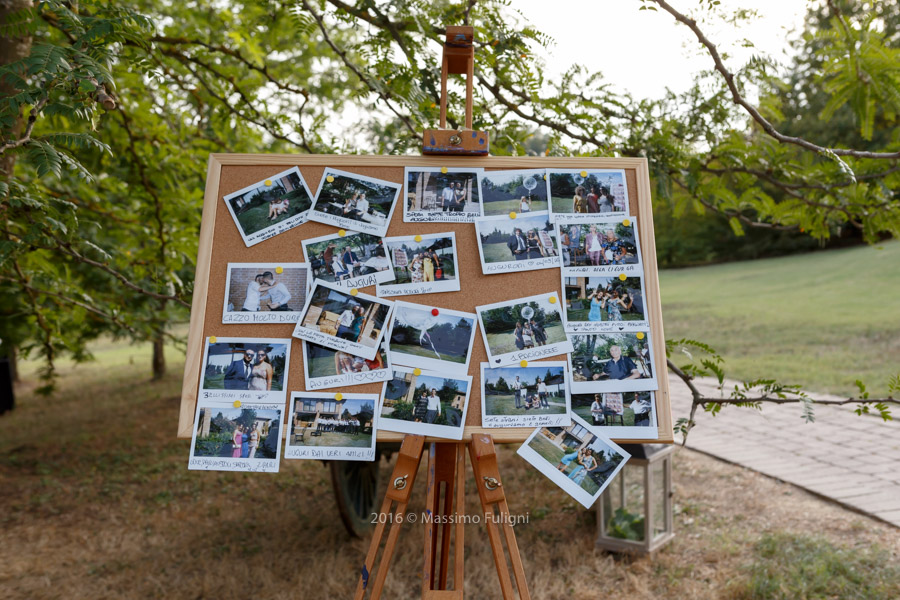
<box><xmin>3</xmin><ymin>361</ymin><xmax>899</xmax><ymax>599</ymax></box>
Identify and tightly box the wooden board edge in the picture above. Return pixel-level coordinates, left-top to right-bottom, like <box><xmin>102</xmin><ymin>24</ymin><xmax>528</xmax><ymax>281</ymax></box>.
<box><xmin>211</xmin><ymin>153</ymin><xmax>649</xmax><ymax>169</ymax></box>
<box><xmin>177</xmin><ymin>155</ymin><xmax>222</xmax><ymax>439</ymax></box>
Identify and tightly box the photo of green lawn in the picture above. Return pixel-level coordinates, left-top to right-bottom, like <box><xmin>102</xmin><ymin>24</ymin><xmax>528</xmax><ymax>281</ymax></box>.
<box><xmin>224</xmin><ymin>168</ymin><xmax>312</xmax><ymax>238</ymax></box>
<box><xmin>484</xmin><ymin>322</ymin><xmax>566</xmax><ymax>355</ymax></box>
<box><xmin>389</xmin><ymin>342</ymin><xmax>466</xmax><ymax>364</ymax></box>
<box><xmin>480</xmin><ymin>169</ymin><xmax>549</xmax><ymax>216</ymax></box>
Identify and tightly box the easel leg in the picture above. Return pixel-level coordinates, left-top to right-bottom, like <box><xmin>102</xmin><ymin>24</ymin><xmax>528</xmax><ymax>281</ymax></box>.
<box><xmin>355</xmin><ymin>435</ymin><xmax>425</xmax><ymax>600</ymax></box>
<box><xmin>423</xmin><ymin>442</ymin><xmax>465</xmax><ymax>599</ymax></box>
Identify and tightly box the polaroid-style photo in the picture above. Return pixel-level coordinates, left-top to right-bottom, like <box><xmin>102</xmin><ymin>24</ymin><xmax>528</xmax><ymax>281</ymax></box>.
<box><xmin>376</xmin><ymin>233</ymin><xmax>461</xmax><ymax>297</ymax></box>
<box><xmin>480</xmin><ymin>361</ymin><xmax>571</xmax><ymax>428</ymax></box>
<box><xmin>188</xmin><ymin>401</ymin><xmax>284</xmax><ymax>473</ymax></box>
<box><xmin>516</xmin><ymin>414</ymin><xmax>630</xmax><ymax>509</ymax></box>
<box><xmin>571</xmin><ymin>391</ymin><xmax>659</xmax><ymax>440</ymax></box>
<box><xmin>379</xmin><ymin>366</ymin><xmax>472</xmax><ymax>440</ymax></box>
<box><xmin>284</xmin><ymin>392</ymin><xmax>379</xmax><ymax>461</ymax></box>
<box><xmin>480</xmin><ymin>169</ymin><xmax>550</xmax><ymax>216</ymax></box>
<box><xmin>199</xmin><ymin>337</ymin><xmax>291</xmax><ymax>404</ymax></box>
<box><xmin>309</xmin><ymin>168</ymin><xmax>401</xmax><ymax>237</ymax></box>
<box><xmin>301</xmin><ymin>231</ymin><xmax>394</xmax><ymax>290</ymax></box>
<box><xmin>476</xmin><ymin>293</ymin><xmax>573</xmax><ymax>367</ymax></box>
<box><xmin>222</xmin><ymin>167</ymin><xmax>314</xmax><ymax>247</ymax></box>
<box><xmin>561</xmin><ymin>274</ymin><xmax>648</xmax><ymax>333</ymax></box>
<box><xmin>292</xmin><ymin>281</ymin><xmax>393</xmax><ymax>360</ymax></box>
<box><xmin>547</xmin><ymin>169</ymin><xmax>629</xmax><ymax>220</ymax></box>
<box><xmin>222</xmin><ymin>263</ymin><xmax>308</xmax><ymax>324</ymax></box>
<box><xmin>474</xmin><ymin>211</ymin><xmax>561</xmax><ymax>274</ymax></box>
<box><xmin>301</xmin><ymin>341</ymin><xmax>392</xmax><ymax>391</ymax></box>
<box><xmin>568</xmin><ymin>331</ymin><xmax>658</xmax><ymax>394</ymax></box>
<box><xmin>385</xmin><ymin>301</ymin><xmax>477</xmax><ymax>375</ymax></box>
<box><xmin>558</xmin><ymin>216</ymin><xmax>643</xmax><ymax>275</ymax></box>
<box><xmin>404</xmin><ymin>167</ymin><xmax>483</xmax><ymax>223</ymax></box>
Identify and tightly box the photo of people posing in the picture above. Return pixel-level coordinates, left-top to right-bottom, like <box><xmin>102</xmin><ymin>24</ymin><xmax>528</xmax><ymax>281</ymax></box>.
<box><xmin>569</xmin><ymin>332</ymin><xmax>658</xmax><ymax>393</ymax></box>
<box><xmin>309</xmin><ymin>168</ymin><xmax>401</xmax><ymax>236</ymax></box>
<box><xmin>379</xmin><ymin>366</ymin><xmax>472</xmax><ymax>440</ymax></box>
<box><xmin>476</xmin><ymin>293</ymin><xmax>572</xmax><ymax>366</ymax></box>
<box><xmin>571</xmin><ymin>391</ymin><xmax>658</xmax><ymax>439</ymax></box>
<box><xmin>547</xmin><ymin>169</ymin><xmax>628</xmax><ymax>218</ymax></box>
<box><xmin>301</xmin><ymin>341</ymin><xmax>391</xmax><ymax>390</ymax></box>
<box><xmin>189</xmin><ymin>403</ymin><xmax>283</xmax><ymax>472</ymax></box>
<box><xmin>480</xmin><ymin>362</ymin><xmax>571</xmax><ymax>428</ymax></box>
<box><xmin>201</xmin><ymin>339</ymin><xmax>290</xmax><ymax>402</ymax></box>
<box><xmin>377</xmin><ymin>233</ymin><xmax>460</xmax><ymax>296</ymax></box>
<box><xmin>222</xmin><ymin>167</ymin><xmax>314</xmax><ymax>247</ymax></box>
<box><xmin>302</xmin><ymin>231</ymin><xmax>393</xmax><ymax>290</ymax></box>
<box><xmin>517</xmin><ymin>414</ymin><xmax>630</xmax><ymax>508</ymax></box>
<box><xmin>474</xmin><ymin>211</ymin><xmax>561</xmax><ymax>274</ymax></box>
<box><xmin>404</xmin><ymin>167</ymin><xmax>483</xmax><ymax>222</ymax></box>
<box><xmin>479</xmin><ymin>169</ymin><xmax>549</xmax><ymax>216</ymax></box>
<box><xmin>293</xmin><ymin>282</ymin><xmax>393</xmax><ymax>360</ymax></box>
<box><xmin>563</xmin><ymin>275</ymin><xmax>647</xmax><ymax>332</ymax></box>
<box><xmin>285</xmin><ymin>393</ymin><xmax>379</xmax><ymax>461</ymax></box>
<box><xmin>223</xmin><ymin>263</ymin><xmax>308</xmax><ymax>323</ymax></box>
<box><xmin>558</xmin><ymin>219</ymin><xmax>641</xmax><ymax>268</ymax></box>
<box><xmin>386</xmin><ymin>301</ymin><xmax>477</xmax><ymax>374</ymax></box>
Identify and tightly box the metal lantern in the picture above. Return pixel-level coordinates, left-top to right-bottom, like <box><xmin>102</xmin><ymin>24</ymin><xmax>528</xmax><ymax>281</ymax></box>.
<box><xmin>596</xmin><ymin>444</ymin><xmax>675</xmax><ymax>554</ymax></box>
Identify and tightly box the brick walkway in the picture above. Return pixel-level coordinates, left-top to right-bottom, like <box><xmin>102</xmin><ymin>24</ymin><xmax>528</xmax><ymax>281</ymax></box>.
<box><xmin>668</xmin><ymin>374</ymin><xmax>900</xmax><ymax>527</ymax></box>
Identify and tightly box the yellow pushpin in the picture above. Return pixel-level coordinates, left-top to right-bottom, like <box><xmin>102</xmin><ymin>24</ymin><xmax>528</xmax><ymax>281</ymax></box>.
<box><xmin>509</xmin><ymin>211</ymin><xmax>517</xmax><ymax>219</ymax></box>
<box><xmin>548</xmin><ymin>296</ymin><xmax>557</xmax><ymax>304</ymax></box>
<box><xmin>413</xmin><ymin>368</ymin><xmax>422</xmax><ymax>376</ymax></box>
<box><xmin>233</xmin><ymin>400</ymin><xmax>242</xmax><ymax>408</ymax></box>
<box><xmin>264</xmin><ymin>179</ymin><xmax>272</xmax><ymax>187</ymax></box>
<box><xmin>441</xmin><ymin>167</ymin><xmax>448</xmax><ymax>174</ymax></box>
<box><xmin>543</xmin><ymin>174</ymin><xmax>548</xmax><ymax>180</ymax></box>
<box><xmin>350</xmin><ymin>288</ymin><xmax>359</xmax><ymax>296</ymax></box>
<box><xmin>636</xmin><ymin>332</ymin><xmax>645</xmax><ymax>340</ymax></box>
<box><xmin>580</xmin><ymin>170</ymin><xmax>587</xmax><ymax>177</ymax></box>
<box><xmin>209</xmin><ymin>336</ymin><xmax>217</xmax><ymax>344</ymax></box>
<box><xmin>335</xmin><ymin>393</ymin><xmax>343</xmax><ymax>401</ymax></box>
<box><xmin>338</xmin><ymin>229</ymin><xmax>346</xmax><ymax>237</ymax></box>
<box><xmin>519</xmin><ymin>360</ymin><xmax>528</xmax><ymax>367</ymax></box>
<box><xmin>326</xmin><ymin>175</ymin><xmax>335</xmax><ymax>183</ymax></box>
<box><xmin>622</xmin><ymin>218</ymin><xmax>631</xmax><ymax>227</ymax></box>
<box><xmin>275</xmin><ymin>266</ymin><xmax>284</xmax><ymax>274</ymax></box>
<box><xmin>414</xmin><ymin>234</ymin><xmax>422</xmax><ymax>242</ymax></box>
<box><xmin>618</xmin><ymin>273</ymin><xmax>627</xmax><ymax>281</ymax></box>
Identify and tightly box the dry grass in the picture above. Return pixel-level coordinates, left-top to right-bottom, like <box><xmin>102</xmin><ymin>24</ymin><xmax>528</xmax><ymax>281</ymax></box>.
<box><xmin>3</xmin><ymin>347</ymin><xmax>899</xmax><ymax>599</ymax></box>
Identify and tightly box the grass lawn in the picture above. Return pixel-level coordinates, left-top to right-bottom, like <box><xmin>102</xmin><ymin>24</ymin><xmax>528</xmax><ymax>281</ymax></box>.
<box><xmin>294</xmin><ymin>430</ymin><xmax>372</xmax><ymax>448</ymax></box>
<box><xmin>484</xmin><ymin>394</ymin><xmax>567</xmax><ymax>415</ymax></box>
<box><xmin>660</xmin><ymin>241</ymin><xmax>900</xmax><ymax>396</ymax></box>
<box><xmin>482</xmin><ymin>198</ymin><xmax>549</xmax><ymax>216</ymax></box>
<box><xmin>485</xmin><ymin>323</ymin><xmax>567</xmax><ymax>356</ymax></box>
<box><xmin>566</xmin><ymin>306</ymin><xmax>644</xmax><ymax>322</ymax></box>
<box><xmin>389</xmin><ymin>343</ymin><xmax>466</xmax><ymax>363</ymax></box>
<box><xmin>481</xmin><ymin>241</ymin><xmax>517</xmax><ymax>263</ymax></box>
<box><xmin>308</xmin><ymin>355</ymin><xmax>336</xmax><ymax>378</ymax></box>
<box><xmin>236</xmin><ymin>203</ymin><xmax>301</xmax><ymax>235</ymax></box>
<box><xmin>572</xmin><ymin>404</ymin><xmax>637</xmax><ymax>426</ymax></box>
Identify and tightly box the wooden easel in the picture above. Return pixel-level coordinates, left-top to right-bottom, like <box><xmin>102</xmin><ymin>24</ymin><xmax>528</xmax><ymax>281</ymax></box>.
<box><xmin>355</xmin><ymin>434</ymin><xmax>530</xmax><ymax>599</ymax></box>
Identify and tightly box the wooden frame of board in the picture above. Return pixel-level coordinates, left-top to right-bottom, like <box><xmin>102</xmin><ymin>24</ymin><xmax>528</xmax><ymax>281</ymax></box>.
<box><xmin>177</xmin><ymin>154</ymin><xmax>673</xmax><ymax>444</ymax></box>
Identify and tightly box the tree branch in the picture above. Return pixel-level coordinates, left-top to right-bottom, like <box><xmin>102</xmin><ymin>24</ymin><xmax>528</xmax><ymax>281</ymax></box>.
<box><xmin>0</xmin><ymin>97</ymin><xmax>48</xmax><ymax>155</ymax></box>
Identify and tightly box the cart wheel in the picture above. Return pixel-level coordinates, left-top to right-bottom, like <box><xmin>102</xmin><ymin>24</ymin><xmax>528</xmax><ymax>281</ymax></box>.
<box><xmin>330</xmin><ymin>458</ymin><xmax>380</xmax><ymax>537</ymax></box>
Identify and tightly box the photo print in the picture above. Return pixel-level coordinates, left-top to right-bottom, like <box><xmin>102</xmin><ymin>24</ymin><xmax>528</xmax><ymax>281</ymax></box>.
<box><xmin>302</xmin><ymin>230</ymin><xmax>394</xmax><ymax>290</ymax></box>
<box><xmin>558</xmin><ymin>216</ymin><xmax>643</xmax><ymax>276</ymax></box>
<box><xmin>547</xmin><ymin>168</ymin><xmax>629</xmax><ymax>220</ymax></box>
<box><xmin>222</xmin><ymin>263</ymin><xmax>308</xmax><ymax>324</ymax></box>
<box><xmin>309</xmin><ymin>168</ymin><xmax>401</xmax><ymax>237</ymax></box>
<box><xmin>480</xmin><ymin>361</ymin><xmax>571</xmax><ymax>428</ymax></box>
<box><xmin>379</xmin><ymin>366</ymin><xmax>472</xmax><ymax>440</ymax></box>
<box><xmin>571</xmin><ymin>391</ymin><xmax>658</xmax><ymax>440</ymax></box>
<box><xmin>222</xmin><ymin>167</ymin><xmax>314</xmax><ymax>247</ymax></box>
<box><xmin>516</xmin><ymin>414</ymin><xmax>630</xmax><ymax>509</ymax></box>
<box><xmin>285</xmin><ymin>392</ymin><xmax>379</xmax><ymax>461</ymax></box>
<box><xmin>568</xmin><ymin>331</ymin><xmax>658</xmax><ymax>394</ymax></box>
<box><xmin>376</xmin><ymin>233</ymin><xmax>460</xmax><ymax>297</ymax></box>
<box><xmin>562</xmin><ymin>274</ymin><xmax>648</xmax><ymax>333</ymax></box>
<box><xmin>301</xmin><ymin>341</ymin><xmax>392</xmax><ymax>391</ymax></box>
<box><xmin>199</xmin><ymin>337</ymin><xmax>291</xmax><ymax>404</ymax></box>
<box><xmin>386</xmin><ymin>301</ymin><xmax>477</xmax><ymax>375</ymax></box>
<box><xmin>404</xmin><ymin>166</ymin><xmax>483</xmax><ymax>222</ymax></box>
<box><xmin>474</xmin><ymin>211</ymin><xmax>561</xmax><ymax>274</ymax></box>
<box><xmin>476</xmin><ymin>293</ymin><xmax>573</xmax><ymax>367</ymax></box>
<box><xmin>480</xmin><ymin>169</ymin><xmax>549</xmax><ymax>216</ymax></box>
<box><xmin>188</xmin><ymin>402</ymin><xmax>284</xmax><ymax>473</ymax></box>
<box><xmin>292</xmin><ymin>281</ymin><xmax>393</xmax><ymax>360</ymax></box>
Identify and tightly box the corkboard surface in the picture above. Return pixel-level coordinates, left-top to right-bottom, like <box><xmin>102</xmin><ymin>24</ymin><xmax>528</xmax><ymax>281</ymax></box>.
<box><xmin>178</xmin><ymin>155</ymin><xmax>672</xmax><ymax>444</ymax></box>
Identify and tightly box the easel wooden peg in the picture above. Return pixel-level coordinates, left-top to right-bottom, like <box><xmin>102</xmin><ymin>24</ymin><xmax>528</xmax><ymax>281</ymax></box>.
<box><xmin>423</xmin><ymin>25</ymin><xmax>489</xmax><ymax>156</ymax></box>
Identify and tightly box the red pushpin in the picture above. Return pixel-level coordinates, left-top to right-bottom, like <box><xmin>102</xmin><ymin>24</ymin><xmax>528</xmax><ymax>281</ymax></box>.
<box><xmin>431</xmin><ymin>308</ymin><xmax>439</xmax><ymax>316</ymax></box>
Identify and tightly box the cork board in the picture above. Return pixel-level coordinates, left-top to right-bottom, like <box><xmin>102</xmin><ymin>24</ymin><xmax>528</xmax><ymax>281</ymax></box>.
<box><xmin>177</xmin><ymin>154</ymin><xmax>673</xmax><ymax>444</ymax></box>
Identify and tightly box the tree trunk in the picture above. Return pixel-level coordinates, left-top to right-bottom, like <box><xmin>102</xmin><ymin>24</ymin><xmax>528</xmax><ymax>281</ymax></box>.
<box><xmin>7</xmin><ymin>345</ymin><xmax>17</xmax><ymax>383</ymax></box>
<box><xmin>0</xmin><ymin>0</ymin><xmax>33</xmax><ymax>177</ymax></box>
<box><xmin>152</xmin><ymin>333</ymin><xmax>165</xmax><ymax>380</ymax></box>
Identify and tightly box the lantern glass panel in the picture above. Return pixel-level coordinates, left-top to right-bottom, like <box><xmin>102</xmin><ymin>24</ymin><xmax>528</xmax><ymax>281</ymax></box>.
<box><xmin>604</xmin><ymin>462</ymin><xmax>646</xmax><ymax>542</ymax></box>
<box><xmin>651</xmin><ymin>459</ymin><xmax>667</xmax><ymax>540</ymax></box>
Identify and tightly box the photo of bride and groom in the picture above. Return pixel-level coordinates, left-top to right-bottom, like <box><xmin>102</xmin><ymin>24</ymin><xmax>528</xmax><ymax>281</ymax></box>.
<box><xmin>202</xmin><ymin>341</ymin><xmax>288</xmax><ymax>392</ymax></box>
